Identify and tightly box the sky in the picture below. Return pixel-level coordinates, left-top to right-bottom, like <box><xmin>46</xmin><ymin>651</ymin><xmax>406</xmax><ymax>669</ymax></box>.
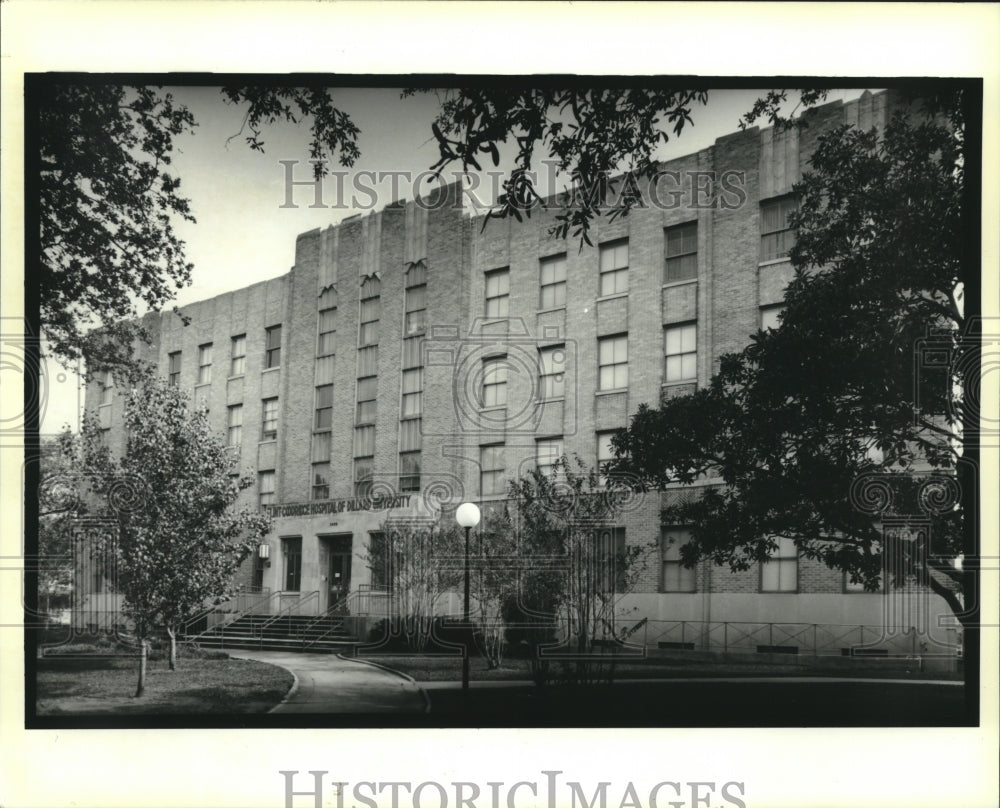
<box><xmin>39</xmin><ymin>85</ymin><xmax>869</xmax><ymax>434</ymax></box>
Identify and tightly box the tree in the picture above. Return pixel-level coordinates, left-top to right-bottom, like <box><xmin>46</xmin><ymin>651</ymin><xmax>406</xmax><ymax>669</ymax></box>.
<box><xmin>506</xmin><ymin>458</ymin><xmax>652</xmax><ymax>683</ymax></box>
<box><xmin>611</xmin><ymin>90</ymin><xmax>972</xmax><ymax>625</ymax></box>
<box><xmin>78</xmin><ymin>376</ymin><xmax>270</xmax><ymax>696</ymax></box>
<box><xmin>37</xmin><ymin>84</ymin><xmax>196</xmax><ymax>374</ymax></box>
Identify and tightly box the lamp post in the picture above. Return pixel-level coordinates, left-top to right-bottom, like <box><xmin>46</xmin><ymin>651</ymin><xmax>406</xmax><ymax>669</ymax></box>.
<box><xmin>455</xmin><ymin>502</ymin><xmax>481</xmax><ymax>691</ymax></box>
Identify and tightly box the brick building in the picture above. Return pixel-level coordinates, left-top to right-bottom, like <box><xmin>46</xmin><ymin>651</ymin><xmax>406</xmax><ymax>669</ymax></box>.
<box><xmin>81</xmin><ymin>90</ymin><xmax>959</xmax><ymax>657</ymax></box>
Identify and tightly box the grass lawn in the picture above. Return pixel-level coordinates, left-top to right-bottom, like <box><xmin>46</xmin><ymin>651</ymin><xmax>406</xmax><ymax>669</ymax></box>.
<box><xmin>36</xmin><ymin>651</ymin><xmax>293</xmax><ymax>715</ymax></box>
<box><xmin>358</xmin><ymin>652</ymin><xmax>955</xmax><ymax>683</ymax></box>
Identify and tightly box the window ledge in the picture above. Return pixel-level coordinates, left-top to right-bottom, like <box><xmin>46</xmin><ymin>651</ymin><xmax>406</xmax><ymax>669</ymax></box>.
<box><xmin>661</xmin><ymin>278</ymin><xmax>698</xmax><ymax>290</ymax></box>
<box><xmin>536</xmin><ymin>305</ymin><xmax>567</xmax><ymax>316</ymax></box>
<box><xmin>227</xmin><ymin>374</ymin><xmax>245</xmax><ymax>382</ymax></box>
<box><xmin>595</xmin><ymin>388</ymin><xmax>628</xmax><ymax>397</ymax></box>
<box><xmin>596</xmin><ymin>292</ymin><xmax>629</xmax><ymax>303</ymax></box>
<box><xmin>259</xmin><ymin>438</ymin><xmax>277</xmax><ymax>445</ymax></box>
<box><xmin>758</xmin><ymin>257</ymin><xmax>792</xmax><ymax>269</ymax></box>
<box><xmin>262</xmin><ymin>366</ymin><xmax>280</xmax><ymax>374</ymax></box>
<box><xmin>539</xmin><ymin>396</ymin><xmax>565</xmax><ymax>404</ymax></box>
<box><xmin>661</xmin><ymin>380</ymin><xmax>697</xmax><ymax>388</ymax></box>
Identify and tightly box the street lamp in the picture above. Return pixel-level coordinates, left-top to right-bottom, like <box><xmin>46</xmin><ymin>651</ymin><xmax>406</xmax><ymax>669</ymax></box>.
<box><xmin>455</xmin><ymin>502</ymin><xmax>481</xmax><ymax>691</ymax></box>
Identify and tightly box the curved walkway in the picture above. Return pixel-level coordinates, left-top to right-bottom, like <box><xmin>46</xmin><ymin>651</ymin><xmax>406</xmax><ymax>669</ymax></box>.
<box><xmin>230</xmin><ymin>650</ymin><xmax>427</xmax><ymax>714</ymax></box>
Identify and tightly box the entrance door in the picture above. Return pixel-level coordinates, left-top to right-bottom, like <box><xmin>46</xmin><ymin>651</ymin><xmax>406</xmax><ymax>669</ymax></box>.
<box><xmin>328</xmin><ymin>552</ymin><xmax>352</xmax><ymax>613</ymax></box>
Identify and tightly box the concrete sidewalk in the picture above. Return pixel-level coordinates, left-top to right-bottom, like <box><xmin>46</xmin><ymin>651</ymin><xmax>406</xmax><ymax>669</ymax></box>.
<box><xmin>230</xmin><ymin>650</ymin><xmax>428</xmax><ymax>714</ymax></box>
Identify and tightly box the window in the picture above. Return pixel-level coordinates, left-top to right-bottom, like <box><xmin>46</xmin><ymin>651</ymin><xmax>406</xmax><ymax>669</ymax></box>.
<box><xmin>760</xmin><ymin>195</ymin><xmax>797</xmax><ymax>262</ymax></box>
<box><xmin>251</xmin><ymin>554</ymin><xmax>265</xmax><ymax>593</ymax></box>
<box><xmin>664</xmin><ymin>323</ymin><xmax>697</xmax><ymax>383</ymax></box>
<box><xmin>265</xmin><ymin>325</ymin><xmax>282</xmax><ymax>369</ymax></box>
<box><xmin>536</xmin><ymin>436</ymin><xmax>564</xmax><ymax>477</ymax></box>
<box><xmin>597</xmin><ymin>527</ymin><xmax>628</xmax><ymax>592</ymax></box>
<box><xmin>665</xmin><ymin>222</ymin><xmax>698</xmax><ymax>282</ymax></box>
<box><xmin>539</xmin><ymin>254</ymin><xmax>567</xmax><ymax>309</ymax></box>
<box><xmin>312</xmin><ymin>463</ymin><xmax>330</xmax><ymax>501</ymax></box>
<box><xmin>227</xmin><ymin>404</ymin><xmax>243</xmax><ymax>446</ymax></box>
<box><xmin>405</xmin><ymin>283</ymin><xmax>427</xmax><ymax>336</ymax></box>
<box><xmin>399</xmin><ymin>418</ymin><xmax>421</xmax><ymax>453</ymax></box>
<box><xmin>538</xmin><ymin>345</ymin><xmax>566</xmax><ymax>399</ymax></box>
<box><xmin>599</xmin><ymin>239</ymin><xmax>629</xmax><ymax>296</ymax></box>
<box><xmin>168</xmin><ymin>351</ymin><xmax>181</xmax><ymax>387</ymax></box>
<box><xmin>596</xmin><ymin>430</ymin><xmax>620</xmax><ymax>486</ymax></box>
<box><xmin>480</xmin><ymin>444</ymin><xmax>506</xmax><ymax>496</ymax></box>
<box><xmin>481</xmin><ymin>357</ymin><xmax>508</xmax><ymax>408</ymax></box>
<box><xmin>485</xmin><ymin>268</ymin><xmax>510</xmax><ymax>318</ymax></box>
<box><xmin>258</xmin><ymin>471</ymin><xmax>276</xmax><ymax>507</ymax></box>
<box><xmin>354</xmin><ymin>457</ymin><xmax>374</xmax><ymax>497</ymax></box>
<box><xmin>197</xmin><ymin>343</ymin><xmax>213</xmax><ymax>384</ymax></box>
<box><xmin>760</xmin><ymin>304</ymin><xmax>784</xmax><ymax>331</ymax></box>
<box><xmin>661</xmin><ymin>528</ymin><xmax>697</xmax><ymax>592</ymax></box>
<box><xmin>761</xmin><ymin>537</ymin><xmax>798</xmax><ymax>592</ymax></box>
<box><xmin>282</xmin><ymin>537</ymin><xmax>302</xmax><ymax>591</ymax></box>
<box><xmin>399</xmin><ymin>451</ymin><xmax>421</xmax><ymax>493</ymax></box>
<box><xmin>315</xmin><ymin>385</ymin><xmax>333</xmax><ymax>430</ymax></box>
<box><xmin>356</xmin><ymin>377</ymin><xmax>377</xmax><ymax>424</ymax></box>
<box><xmin>99</xmin><ymin>371</ymin><xmax>113</xmax><ymax>406</ymax></box>
<box><xmin>598</xmin><ymin>334</ymin><xmax>628</xmax><ymax>391</ymax></box>
<box><xmin>354</xmin><ymin>425</ymin><xmax>376</xmax><ymax>457</ymax></box>
<box><xmin>261</xmin><ymin>398</ymin><xmax>278</xmax><ymax>441</ymax></box>
<box><xmin>230</xmin><ymin>334</ymin><xmax>246</xmax><ymax>376</ymax></box>
<box><xmin>360</xmin><ymin>281</ymin><xmax>381</xmax><ymax>347</ymax></box>
<box><xmin>318</xmin><ymin>307</ymin><xmax>337</xmax><ymax>356</ymax></box>
<box><xmin>401</xmin><ymin>368</ymin><xmax>422</xmax><ymax>418</ymax></box>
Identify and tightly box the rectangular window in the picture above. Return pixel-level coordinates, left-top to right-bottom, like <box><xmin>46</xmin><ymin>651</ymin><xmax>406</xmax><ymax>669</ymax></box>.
<box><xmin>354</xmin><ymin>425</ymin><xmax>376</xmax><ymax>458</ymax></box>
<box><xmin>315</xmin><ymin>384</ymin><xmax>333</xmax><ymax>430</ymax></box>
<box><xmin>539</xmin><ymin>254</ymin><xmax>567</xmax><ymax>309</ymax></box>
<box><xmin>227</xmin><ymin>404</ymin><xmax>243</xmax><ymax>446</ymax></box>
<box><xmin>354</xmin><ymin>457</ymin><xmax>374</xmax><ymax>497</ymax></box>
<box><xmin>596</xmin><ymin>430</ymin><xmax>620</xmax><ymax>485</ymax></box>
<box><xmin>399</xmin><ymin>451</ymin><xmax>421</xmax><ymax>493</ymax></box>
<box><xmin>261</xmin><ymin>398</ymin><xmax>278</xmax><ymax>441</ymax></box>
<box><xmin>312</xmin><ymin>463</ymin><xmax>330</xmax><ymax>501</ymax></box>
<box><xmin>761</xmin><ymin>536</ymin><xmax>798</xmax><ymax>592</ymax></box>
<box><xmin>598</xmin><ymin>334</ymin><xmax>628</xmax><ymax>391</ymax></box>
<box><xmin>258</xmin><ymin>470</ymin><xmax>276</xmax><ymax>507</ymax></box>
<box><xmin>662</xmin><ymin>528</ymin><xmax>697</xmax><ymax>593</ymax></box>
<box><xmin>312</xmin><ymin>431</ymin><xmax>332</xmax><ymax>463</ymax></box>
<box><xmin>760</xmin><ymin>304</ymin><xmax>784</xmax><ymax>331</ymax></box>
<box><xmin>399</xmin><ymin>418</ymin><xmax>422</xmax><ymax>453</ymax></box>
<box><xmin>197</xmin><ymin>343</ymin><xmax>213</xmax><ymax>384</ymax></box>
<box><xmin>230</xmin><ymin>334</ymin><xmax>246</xmax><ymax>376</ymax></box>
<box><xmin>358</xmin><ymin>286</ymin><xmax>382</xmax><ymax>348</ymax></box>
<box><xmin>480</xmin><ymin>444</ymin><xmax>506</xmax><ymax>497</ymax></box>
<box><xmin>168</xmin><ymin>351</ymin><xmax>181</xmax><ymax>387</ymax></box>
<box><xmin>664</xmin><ymin>323</ymin><xmax>697</xmax><ymax>383</ymax></box>
<box><xmin>318</xmin><ymin>307</ymin><xmax>337</xmax><ymax>357</ymax></box>
<box><xmin>356</xmin><ymin>376</ymin><xmax>377</xmax><ymax>424</ymax></box>
<box><xmin>485</xmin><ymin>268</ymin><xmax>510</xmax><ymax>318</ymax></box>
<box><xmin>536</xmin><ymin>436</ymin><xmax>564</xmax><ymax>477</ymax></box>
<box><xmin>597</xmin><ymin>527</ymin><xmax>628</xmax><ymax>592</ymax></box>
<box><xmin>665</xmin><ymin>222</ymin><xmax>698</xmax><ymax>283</ymax></box>
<box><xmin>539</xmin><ymin>345</ymin><xmax>566</xmax><ymax>399</ymax></box>
<box><xmin>99</xmin><ymin>370</ymin><xmax>113</xmax><ymax>406</ymax></box>
<box><xmin>401</xmin><ymin>368</ymin><xmax>422</xmax><ymax>418</ymax></box>
<box><xmin>265</xmin><ymin>325</ymin><xmax>282</xmax><ymax>369</ymax></box>
<box><xmin>282</xmin><ymin>537</ymin><xmax>302</xmax><ymax>591</ymax></box>
<box><xmin>760</xmin><ymin>195</ymin><xmax>798</xmax><ymax>262</ymax></box>
<box><xmin>599</xmin><ymin>239</ymin><xmax>629</xmax><ymax>296</ymax></box>
<box><xmin>405</xmin><ymin>283</ymin><xmax>427</xmax><ymax>336</ymax></box>
<box><xmin>481</xmin><ymin>357</ymin><xmax>508</xmax><ymax>408</ymax></box>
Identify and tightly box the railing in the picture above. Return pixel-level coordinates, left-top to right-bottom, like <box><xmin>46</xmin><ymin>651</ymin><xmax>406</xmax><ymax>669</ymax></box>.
<box><xmin>353</xmin><ymin>584</ymin><xmax>391</xmax><ymax>617</ymax></box>
<box><xmin>185</xmin><ymin>590</ymin><xmax>284</xmax><ymax>646</ymax></box>
<box><xmin>181</xmin><ymin>587</ymin><xmax>271</xmax><ymax>636</ymax></box>
<box><xmin>638</xmin><ymin>619</ymin><xmax>960</xmax><ymax>657</ymax></box>
<box><xmin>254</xmin><ymin>591</ymin><xmax>320</xmax><ymax>645</ymax></box>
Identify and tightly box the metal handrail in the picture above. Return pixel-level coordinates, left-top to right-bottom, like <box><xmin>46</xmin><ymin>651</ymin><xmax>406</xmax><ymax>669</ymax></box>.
<box><xmin>298</xmin><ymin>590</ymin><xmax>362</xmax><ymax>648</ymax></box>
<box><xmin>255</xmin><ymin>591</ymin><xmax>320</xmax><ymax>641</ymax></box>
<box><xmin>187</xmin><ymin>590</ymin><xmax>284</xmax><ymax>644</ymax></box>
<box><xmin>180</xmin><ymin>587</ymin><xmax>271</xmax><ymax>636</ymax></box>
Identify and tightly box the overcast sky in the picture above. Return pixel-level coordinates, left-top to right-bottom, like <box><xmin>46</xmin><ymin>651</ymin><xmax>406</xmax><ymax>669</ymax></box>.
<box><xmin>40</xmin><ymin>86</ymin><xmax>868</xmax><ymax>434</ymax></box>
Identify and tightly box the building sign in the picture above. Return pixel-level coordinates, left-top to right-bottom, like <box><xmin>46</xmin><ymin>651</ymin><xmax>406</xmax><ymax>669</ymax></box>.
<box><xmin>263</xmin><ymin>495</ymin><xmax>412</xmax><ymax>519</ymax></box>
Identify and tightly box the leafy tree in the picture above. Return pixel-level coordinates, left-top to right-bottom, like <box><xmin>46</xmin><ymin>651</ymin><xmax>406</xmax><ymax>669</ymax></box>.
<box><xmin>78</xmin><ymin>376</ymin><xmax>270</xmax><ymax>696</ymax></box>
<box><xmin>506</xmin><ymin>458</ymin><xmax>652</xmax><ymax>683</ymax></box>
<box><xmin>37</xmin><ymin>84</ymin><xmax>196</xmax><ymax>374</ymax></box>
<box><xmin>611</xmin><ymin>90</ymin><xmax>972</xmax><ymax>624</ymax></box>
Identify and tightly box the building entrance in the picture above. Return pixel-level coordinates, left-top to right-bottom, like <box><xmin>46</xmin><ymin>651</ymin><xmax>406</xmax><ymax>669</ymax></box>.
<box><xmin>319</xmin><ymin>534</ymin><xmax>352</xmax><ymax>612</ymax></box>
